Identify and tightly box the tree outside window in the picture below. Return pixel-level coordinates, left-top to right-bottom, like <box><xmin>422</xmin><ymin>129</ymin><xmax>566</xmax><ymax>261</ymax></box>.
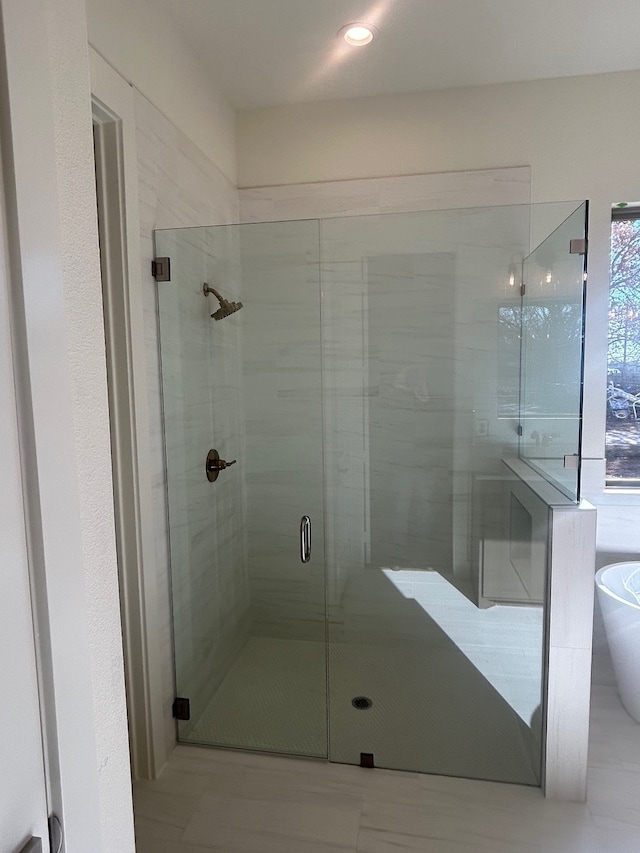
<box><xmin>606</xmin><ymin>210</ymin><xmax>640</xmax><ymax>483</ymax></box>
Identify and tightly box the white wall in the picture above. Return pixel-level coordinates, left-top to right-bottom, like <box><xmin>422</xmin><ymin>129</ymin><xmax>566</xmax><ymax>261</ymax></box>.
<box><xmin>90</xmin><ymin>30</ymin><xmax>241</xmax><ymax>777</ymax></box>
<box><xmin>237</xmin><ymin>70</ymin><xmax>640</xmax><ymax>494</ymax></box>
<box><xmin>1</xmin><ymin>0</ymin><xmax>135</xmax><ymax>848</ymax></box>
<box><xmin>46</xmin><ymin>4</ymin><xmax>134</xmax><ymax>843</ymax></box>
<box><xmin>85</xmin><ymin>0</ymin><xmax>237</xmax><ymax>184</ymax></box>
<box><xmin>237</xmin><ymin>71</ymin><xmax>640</xmax><ymax>201</ymax></box>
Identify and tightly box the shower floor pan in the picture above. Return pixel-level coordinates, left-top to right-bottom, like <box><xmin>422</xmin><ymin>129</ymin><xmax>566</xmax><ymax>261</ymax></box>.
<box><xmin>185</xmin><ymin>633</ymin><xmax>540</xmax><ymax>786</ymax></box>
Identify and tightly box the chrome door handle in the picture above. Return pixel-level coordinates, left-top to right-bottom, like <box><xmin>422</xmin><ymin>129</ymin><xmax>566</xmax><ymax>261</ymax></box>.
<box><xmin>300</xmin><ymin>515</ymin><xmax>311</xmax><ymax>563</ymax></box>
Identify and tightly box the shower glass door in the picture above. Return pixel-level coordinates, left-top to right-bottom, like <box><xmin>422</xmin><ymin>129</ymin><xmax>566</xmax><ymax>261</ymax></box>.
<box><xmin>156</xmin><ymin>201</ymin><xmax>586</xmax><ymax>787</ymax></box>
<box><xmin>321</xmin><ymin>205</ymin><xmax>550</xmax><ymax>785</ymax></box>
<box><xmin>155</xmin><ymin>219</ymin><xmax>328</xmax><ymax>758</ymax></box>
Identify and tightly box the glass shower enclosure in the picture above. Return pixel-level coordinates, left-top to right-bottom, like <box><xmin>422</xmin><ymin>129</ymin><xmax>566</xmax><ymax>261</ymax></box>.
<box><xmin>155</xmin><ymin>201</ymin><xmax>588</xmax><ymax>787</ymax></box>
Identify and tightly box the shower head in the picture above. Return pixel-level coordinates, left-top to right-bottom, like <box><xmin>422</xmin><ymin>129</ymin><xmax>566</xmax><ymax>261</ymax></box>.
<box><xmin>211</xmin><ymin>300</ymin><xmax>243</xmax><ymax>321</ymax></box>
<box><xmin>203</xmin><ymin>282</ymin><xmax>243</xmax><ymax>320</ymax></box>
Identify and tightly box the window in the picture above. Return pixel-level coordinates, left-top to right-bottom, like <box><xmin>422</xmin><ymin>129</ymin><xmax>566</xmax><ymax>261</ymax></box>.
<box><xmin>606</xmin><ymin>207</ymin><xmax>640</xmax><ymax>485</ymax></box>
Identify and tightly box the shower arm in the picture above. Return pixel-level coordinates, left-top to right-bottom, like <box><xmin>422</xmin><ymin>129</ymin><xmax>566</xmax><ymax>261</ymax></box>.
<box><xmin>203</xmin><ymin>283</ymin><xmax>226</xmax><ymax>303</ymax></box>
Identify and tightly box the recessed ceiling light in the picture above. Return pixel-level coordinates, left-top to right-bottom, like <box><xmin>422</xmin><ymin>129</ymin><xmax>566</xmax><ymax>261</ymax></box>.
<box><xmin>340</xmin><ymin>22</ymin><xmax>376</xmax><ymax>47</ymax></box>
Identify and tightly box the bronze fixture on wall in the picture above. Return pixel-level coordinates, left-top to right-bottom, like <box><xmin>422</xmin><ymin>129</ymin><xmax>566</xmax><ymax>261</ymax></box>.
<box><xmin>203</xmin><ymin>282</ymin><xmax>243</xmax><ymax>320</ymax></box>
<box><xmin>205</xmin><ymin>448</ymin><xmax>236</xmax><ymax>482</ymax></box>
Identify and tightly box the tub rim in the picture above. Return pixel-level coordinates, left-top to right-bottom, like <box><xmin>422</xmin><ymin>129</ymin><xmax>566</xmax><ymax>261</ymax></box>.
<box><xmin>596</xmin><ymin>561</ymin><xmax>640</xmax><ymax>612</ymax></box>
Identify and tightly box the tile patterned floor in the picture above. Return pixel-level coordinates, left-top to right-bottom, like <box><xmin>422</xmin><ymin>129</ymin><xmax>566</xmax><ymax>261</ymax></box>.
<box><xmin>134</xmin><ymin>683</ymin><xmax>640</xmax><ymax>852</ymax></box>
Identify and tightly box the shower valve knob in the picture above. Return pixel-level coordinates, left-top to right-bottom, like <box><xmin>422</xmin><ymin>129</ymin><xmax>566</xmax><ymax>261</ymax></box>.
<box><xmin>205</xmin><ymin>449</ymin><xmax>236</xmax><ymax>482</ymax></box>
<box><xmin>215</xmin><ymin>458</ymin><xmax>236</xmax><ymax>469</ymax></box>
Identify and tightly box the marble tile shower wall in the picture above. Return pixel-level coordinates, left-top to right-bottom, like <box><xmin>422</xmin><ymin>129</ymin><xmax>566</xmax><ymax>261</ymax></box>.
<box><xmin>238</xmin><ymin>168</ymin><xmax>532</xmax><ymax>224</ymax></box>
<box><xmin>320</xmin><ymin>249</ymin><xmax>458</xmax><ymax>646</ymax></box>
<box><xmin>321</xmin><ymin>259</ymin><xmax>368</xmax><ymax>610</ymax></box>
<box><xmin>316</xmin><ymin>208</ymin><xmax>531</xmax><ymax>643</ymax></box>
<box><xmin>366</xmin><ymin>252</ymin><xmax>456</xmax><ymax>572</ymax></box>
<box><xmin>136</xmin><ymin>147</ymin><xmax>533</xmax><ymax>750</ymax></box>
<box><xmin>449</xmin><ymin>209</ymin><xmax>533</xmax><ymax>580</ymax></box>
<box><xmin>135</xmin><ymin>92</ymin><xmax>248</xmax><ymax>754</ymax></box>
<box><xmin>239</xmin><ymin>221</ymin><xmax>327</xmax><ymax>640</ymax></box>
<box><xmin>238</xmin><ymin>174</ymin><xmax>533</xmax><ymax>640</ymax></box>
<box><xmin>157</xmin><ymin>227</ymin><xmax>251</xmax><ymax>739</ymax></box>
<box><xmin>318</xmin><ymin>238</ymin><xmax>459</xmax><ymax>625</ymax></box>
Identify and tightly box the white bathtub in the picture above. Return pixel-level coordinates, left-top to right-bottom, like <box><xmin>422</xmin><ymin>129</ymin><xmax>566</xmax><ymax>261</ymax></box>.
<box><xmin>595</xmin><ymin>562</ymin><xmax>640</xmax><ymax>723</ymax></box>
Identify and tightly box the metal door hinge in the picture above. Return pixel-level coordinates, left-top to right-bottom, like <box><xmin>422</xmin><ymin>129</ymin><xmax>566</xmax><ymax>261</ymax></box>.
<box><xmin>569</xmin><ymin>238</ymin><xmax>587</xmax><ymax>255</ymax></box>
<box><xmin>520</xmin><ymin>283</ymin><xmax>526</xmax><ymax>296</ymax></box>
<box><xmin>563</xmin><ymin>454</ymin><xmax>580</xmax><ymax>470</ymax></box>
<box><xmin>172</xmin><ymin>697</ymin><xmax>190</xmax><ymax>720</ymax></box>
<box><xmin>152</xmin><ymin>256</ymin><xmax>171</xmax><ymax>281</ymax></box>
<box><xmin>517</xmin><ymin>424</ymin><xmax>523</xmax><ymax>436</ymax></box>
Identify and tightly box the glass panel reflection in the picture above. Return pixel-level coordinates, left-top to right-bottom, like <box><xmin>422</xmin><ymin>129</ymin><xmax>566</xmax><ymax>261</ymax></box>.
<box><xmin>154</xmin><ymin>201</ymin><xmax>587</xmax><ymax>788</ymax></box>
<box><xmin>520</xmin><ymin>203</ymin><xmax>587</xmax><ymax>500</ymax></box>
<box><xmin>320</xmin><ymin>204</ymin><xmax>570</xmax><ymax>785</ymax></box>
<box><xmin>156</xmin><ymin>219</ymin><xmax>328</xmax><ymax>758</ymax></box>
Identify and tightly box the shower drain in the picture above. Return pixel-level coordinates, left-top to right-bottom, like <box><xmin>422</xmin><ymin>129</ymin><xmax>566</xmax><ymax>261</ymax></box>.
<box><xmin>351</xmin><ymin>696</ymin><xmax>373</xmax><ymax>710</ymax></box>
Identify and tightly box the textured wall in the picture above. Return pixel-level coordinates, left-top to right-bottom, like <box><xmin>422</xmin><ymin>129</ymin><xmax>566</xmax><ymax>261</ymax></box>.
<box><xmin>41</xmin><ymin>0</ymin><xmax>137</xmax><ymax>847</ymax></box>
<box><xmin>134</xmin><ymin>90</ymin><xmax>244</xmax><ymax>753</ymax></box>
<box><xmin>2</xmin><ymin>0</ymin><xmax>136</xmax><ymax>848</ymax></box>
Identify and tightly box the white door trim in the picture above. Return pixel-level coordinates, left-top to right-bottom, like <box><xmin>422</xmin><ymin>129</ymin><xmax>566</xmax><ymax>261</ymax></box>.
<box><xmin>91</xmin><ymin>48</ymin><xmax>167</xmax><ymax>780</ymax></box>
<box><xmin>1</xmin><ymin>1</ymin><xmax>136</xmax><ymax>848</ymax></box>
<box><xmin>0</xmin><ymin>48</ymin><xmax>51</xmax><ymax>853</ymax></box>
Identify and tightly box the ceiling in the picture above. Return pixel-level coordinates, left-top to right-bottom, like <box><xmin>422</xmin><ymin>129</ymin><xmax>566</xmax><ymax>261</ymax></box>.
<box><xmin>162</xmin><ymin>0</ymin><xmax>640</xmax><ymax>110</ymax></box>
